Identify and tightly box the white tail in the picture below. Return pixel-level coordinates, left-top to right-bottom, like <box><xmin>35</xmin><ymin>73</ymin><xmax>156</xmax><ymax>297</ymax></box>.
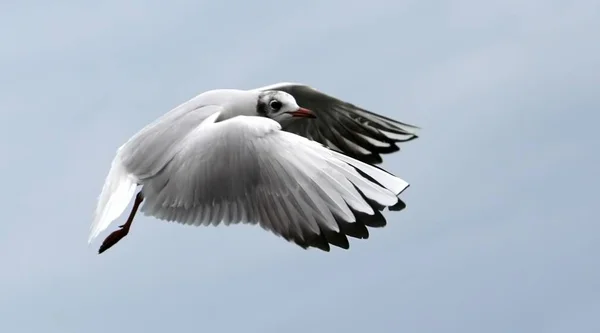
<box><xmin>89</xmin><ymin>151</ymin><xmax>138</xmax><ymax>243</ymax></box>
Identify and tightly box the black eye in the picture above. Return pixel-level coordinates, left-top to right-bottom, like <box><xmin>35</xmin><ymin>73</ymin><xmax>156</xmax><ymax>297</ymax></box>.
<box><xmin>269</xmin><ymin>99</ymin><xmax>282</xmax><ymax>111</ymax></box>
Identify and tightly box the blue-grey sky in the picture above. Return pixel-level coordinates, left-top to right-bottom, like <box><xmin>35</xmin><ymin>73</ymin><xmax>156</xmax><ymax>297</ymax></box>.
<box><xmin>1</xmin><ymin>1</ymin><xmax>598</xmax><ymax>332</ymax></box>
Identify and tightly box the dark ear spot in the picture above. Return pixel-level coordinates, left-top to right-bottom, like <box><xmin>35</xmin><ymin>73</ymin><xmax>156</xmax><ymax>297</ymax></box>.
<box><xmin>256</xmin><ymin>98</ymin><xmax>268</xmax><ymax>115</ymax></box>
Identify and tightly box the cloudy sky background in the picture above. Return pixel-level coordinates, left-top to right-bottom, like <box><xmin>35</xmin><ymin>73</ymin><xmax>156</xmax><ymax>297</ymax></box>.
<box><xmin>1</xmin><ymin>1</ymin><xmax>598</xmax><ymax>332</ymax></box>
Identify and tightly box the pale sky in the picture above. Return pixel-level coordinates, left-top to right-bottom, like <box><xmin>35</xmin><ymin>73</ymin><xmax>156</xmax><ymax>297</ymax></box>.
<box><xmin>1</xmin><ymin>1</ymin><xmax>599</xmax><ymax>332</ymax></box>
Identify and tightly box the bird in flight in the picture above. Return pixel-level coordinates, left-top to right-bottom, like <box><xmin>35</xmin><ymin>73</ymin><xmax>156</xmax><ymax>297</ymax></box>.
<box><xmin>89</xmin><ymin>82</ymin><xmax>419</xmax><ymax>254</ymax></box>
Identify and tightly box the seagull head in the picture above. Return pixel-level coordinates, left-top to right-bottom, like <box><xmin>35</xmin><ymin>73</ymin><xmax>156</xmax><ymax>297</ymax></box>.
<box><xmin>256</xmin><ymin>90</ymin><xmax>315</xmax><ymax>122</ymax></box>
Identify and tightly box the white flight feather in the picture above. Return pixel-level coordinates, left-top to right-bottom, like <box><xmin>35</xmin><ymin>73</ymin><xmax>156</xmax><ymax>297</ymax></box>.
<box><xmin>88</xmin><ymin>147</ymin><xmax>138</xmax><ymax>243</ymax></box>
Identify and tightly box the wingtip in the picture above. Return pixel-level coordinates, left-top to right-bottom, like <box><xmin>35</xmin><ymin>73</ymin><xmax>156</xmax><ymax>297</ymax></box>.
<box><xmin>389</xmin><ymin>198</ymin><xmax>407</xmax><ymax>212</ymax></box>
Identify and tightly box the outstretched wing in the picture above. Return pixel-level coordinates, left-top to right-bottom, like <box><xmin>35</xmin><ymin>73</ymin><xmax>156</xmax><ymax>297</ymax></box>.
<box><xmin>138</xmin><ymin>113</ymin><xmax>410</xmax><ymax>251</ymax></box>
<box><xmin>253</xmin><ymin>82</ymin><xmax>420</xmax><ymax>164</ymax></box>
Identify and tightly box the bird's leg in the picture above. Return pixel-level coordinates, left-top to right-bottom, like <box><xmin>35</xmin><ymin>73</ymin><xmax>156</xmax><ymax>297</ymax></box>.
<box><xmin>98</xmin><ymin>191</ymin><xmax>144</xmax><ymax>254</ymax></box>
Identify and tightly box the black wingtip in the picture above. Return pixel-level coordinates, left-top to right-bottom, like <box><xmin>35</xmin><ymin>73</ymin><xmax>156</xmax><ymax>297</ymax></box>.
<box><xmin>389</xmin><ymin>199</ymin><xmax>407</xmax><ymax>212</ymax></box>
<box><xmin>296</xmin><ymin>232</ymin><xmax>331</xmax><ymax>252</ymax></box>
<box><xmin>322</xmin><ymin>229</ymin><xmax>350</xmax><ymax>250</ymax></box>
<box><xmin>355</xmin><ymin>153</ymin><xmax>383</xmax><ymax>165</ymax></box>
<box><xmin>402</xmin><ymin>134</ymin><xmax>419</xmax><ymax>142</ymax></box>
<box><xmin>338</xmin><ymin>220</ymin><xmax>370</xmax><ymax>239</ymax></box>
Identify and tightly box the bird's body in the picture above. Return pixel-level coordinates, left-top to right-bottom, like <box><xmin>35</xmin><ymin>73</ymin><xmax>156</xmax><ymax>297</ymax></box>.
<box><xmin>89</xmin><ymin>83</ymin><xmax>419</xmax><ymax>254</ymax></box>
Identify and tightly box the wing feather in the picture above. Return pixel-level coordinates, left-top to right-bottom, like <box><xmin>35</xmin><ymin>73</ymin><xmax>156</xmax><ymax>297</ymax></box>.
<box><xmin>253</xmin><ymin>83</ymin><xmax>420</xmax><ymax>164</ymax></box>
<box><xmin>136</xmin><ymin>114</ymin><xmax>409</xmax><ymax>251</ymax></box>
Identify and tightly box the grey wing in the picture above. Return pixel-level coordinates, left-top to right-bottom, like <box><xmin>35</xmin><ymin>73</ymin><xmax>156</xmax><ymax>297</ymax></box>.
<box><xmin>255</xmin><ymin>82</ymin><xmax>420</xmax><ymax>164</ymax></box>
<box><xmin>138</xmin><ymin>114</ymin><xmax>409</xmax><ymax>251</ymax></box>
<box><xmin>118</xmin><ymin>102</ymin><xmax>223</xmax><ymax>180</ymax></box>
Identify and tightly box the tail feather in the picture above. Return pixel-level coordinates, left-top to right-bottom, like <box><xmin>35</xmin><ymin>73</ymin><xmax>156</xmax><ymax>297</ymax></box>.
<box><xmin>89</xmin><ymin>152</ymin><xmax>138</xmax><ymax>243</ymax></box>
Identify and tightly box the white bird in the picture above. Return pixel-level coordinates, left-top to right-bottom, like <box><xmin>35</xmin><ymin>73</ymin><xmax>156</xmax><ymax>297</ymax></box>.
<box><xmin>90</xmin><ymin>84</ymin><xmax>418</xmax><ymax>254</ymax></box>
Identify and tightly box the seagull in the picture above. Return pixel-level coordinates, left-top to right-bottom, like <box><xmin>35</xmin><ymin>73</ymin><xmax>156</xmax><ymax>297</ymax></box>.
<box><xmin>89</xmin><ymin>84</ymin><xmax>418</xmax><ymax>254</ymax></box>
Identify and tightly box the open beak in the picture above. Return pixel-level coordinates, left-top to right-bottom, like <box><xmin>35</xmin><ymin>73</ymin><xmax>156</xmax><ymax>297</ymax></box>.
<box><xmin>287</xmin><ymin>107</ymin><xmax>316</xmax><ymax>118</ymax></box>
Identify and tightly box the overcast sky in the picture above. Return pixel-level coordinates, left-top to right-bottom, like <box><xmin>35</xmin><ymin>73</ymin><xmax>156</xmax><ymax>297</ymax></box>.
<box><xmin>1</xmin><ymin>1</ymin><xmax>598</xmax><ymax>332</ymax></box>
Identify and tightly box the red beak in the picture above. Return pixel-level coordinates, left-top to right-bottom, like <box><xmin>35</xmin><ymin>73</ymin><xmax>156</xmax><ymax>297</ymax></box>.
<box><xmin>287</xmin><ymin>107</ymin><xmax>316</xmax><ymax>118</ymax></box>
